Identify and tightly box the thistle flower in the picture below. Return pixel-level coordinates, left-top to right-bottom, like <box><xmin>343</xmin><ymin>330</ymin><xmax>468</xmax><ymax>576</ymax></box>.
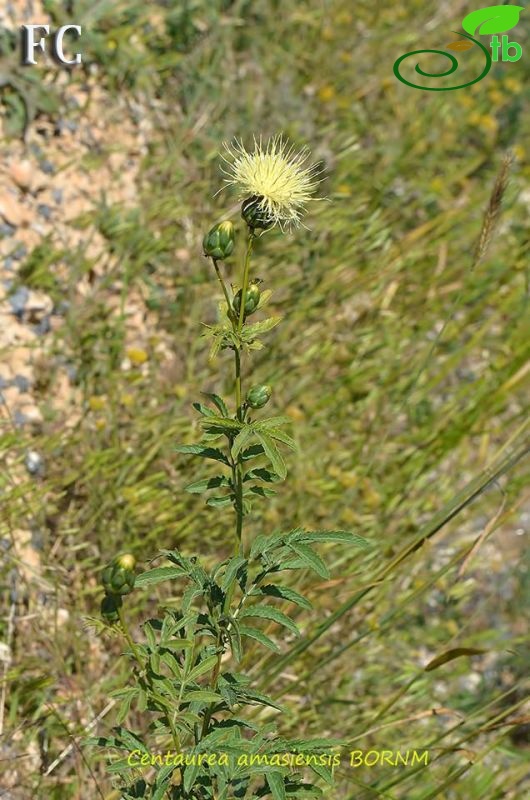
<box><xmin>221</xmin><ymin>135</ymin><xmax>322</xmax><ymax>230</ymax></box>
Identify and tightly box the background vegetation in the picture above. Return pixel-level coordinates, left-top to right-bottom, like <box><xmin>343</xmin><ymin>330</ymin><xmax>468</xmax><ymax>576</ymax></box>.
<box><xmin>0</xmin><ymin>1</ymin><xmax>528</xmax><ymax>798</ymax></box>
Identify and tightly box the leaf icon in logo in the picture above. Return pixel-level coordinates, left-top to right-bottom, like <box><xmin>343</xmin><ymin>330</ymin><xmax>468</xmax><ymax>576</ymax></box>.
<box><xmin>446</xmin><ymin>40</ymin><xmax>474</xmax><ymax>51</ymax></box>
<box><xmin>462</xmin><ymin>4</ymin><xmax>524</xmax><ymax>36</ymax></box>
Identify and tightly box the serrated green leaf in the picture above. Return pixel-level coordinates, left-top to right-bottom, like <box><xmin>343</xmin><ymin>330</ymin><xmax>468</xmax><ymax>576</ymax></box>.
<box><xmin>258</xmin><ymin>584</ymin><xmax>312</xmax><ymax>610</ymax></box>
<box><xmin>246</xmin><ymin>485</ymin><xmax>277</xmax><ymax>498</ymax></box>
<box><xmin>222</xmin><ymin>556</ymin><xmax>248</xmax><ymax>591</ymax></box>
<box><xmin>287</xmin><ymin>543</ymin><xmax>329</xmax><ymax>579</ymax></box>
<box><xmin>296</xmin><ymin>529</ymin><xmax>372</xmax><ymax>548</ymax></box>
<box><xmin>267</xmin><ymin>772</ymin><xmax>287</xmax><ymax>800</ymax></box>
<box><xmin>113</xmin><ymin>726</ymin><xmax>148</xmax><ymax>754</ymax></box>
<box><xmin>184</xmin><ymin>690</ymin><xmax>224</xmax><ymax>703</ymax></box>
<box><xmin>243</xmin><ymin>316</ymin><xmax>282</xmax><ymax>337</ymax></box>
<box><xmin>241</xmin><ymin>443</ymin><xmax>265</xmax><ymax>461</ymax></box>
<box><xmin>232</xmin><ymin>426</ymin><xmax>256</xmax><ymax>459</ymax></box>
<box><xmin>200</xmin><ymin>415</ymin><xmax>242</xmax><ymax>430</ymax></box>
<box><xmin>152</xmin><ymin>766</ymin><xmax>177</xmax><ymax>800</ymax></box>
<box><xmin>239</xmin><ymin>624</ymin><xmax>281</xmax><ymax>653</ymax></box>
<box><xmin>201</xmin><ymin>391</ymin><xmax>229</xmax><ymax>416</ymax></box>
<box><xmin>244</xmin><ymin>468</ymin><xmax>280</xmax><ymax>483</ymax></box>
<box><xmin>239</xmin><ymin>603</ymin><xmax>300</xmax><ymax>637</ymax></box>
<box><xmin>193</xmin><ymin>401</ymin><xmax>216</xmax><ymax>417</ymax></box>
<box><xmin>186</xmin><ymin>654</ymin><xmax>219</xmax><ymax>683</ymax></box>
<box><xmin>256</xmin><ymin>432</ymin><xmax>287</xmax><ymax>480</ymax></box>
<box><xmin>185</xmin><ymin>475</ymin><xmax>231</xmax><ymax>494</ymax></box>
<box><xmin>265</xmin><ymin>428</ymin><xmax>297</xmax><ymax>450</ymax></box>
<box><xmin>206</xmin><ymin>494</ymin><xmax>233</xmax><ymax>508</ymax></box>
<box><xmin>175</xmin><ymin>444</ymin><xmax>230</xmax><ymax>466</ymax></box>
<box><xmin>135</xmin><ymin>566</ymin><xmax>187</xmax><ymax>588</ymax></box>
<box><xmin>253</xmin><ymin>416</ymin><xmax>293</xmax><ymax>430</ymax></box>
<box><xmin>115</xmin><ymin>689</ymin><xmax>138</xmax><ymax>725</ymax></box>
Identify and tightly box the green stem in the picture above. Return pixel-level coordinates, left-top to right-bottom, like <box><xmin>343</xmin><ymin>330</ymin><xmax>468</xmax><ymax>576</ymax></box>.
<box><xmin>237</xmin><ymin>231</ymin><xmax>254</xmax><ymax>337</ymax></box>
<box><xmin>118</xmin><ymin>607</ymin><xmax>181</xmax><ymax>752</ymax></box>
<box><xmin>212</xmin><ymin>258</ymin><xmax>235</xmax><ymax>324</ymax></box>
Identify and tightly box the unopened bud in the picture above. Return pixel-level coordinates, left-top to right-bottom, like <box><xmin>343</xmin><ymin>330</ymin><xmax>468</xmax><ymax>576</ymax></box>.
<box><xmin>246</xmin><ymin>384</ymin><xmax>272</xmax><ymax>409</ymax></box>
<box><xmin>203</xmin><ymin>221</ymin><xmax>235</xmax><ymax>260</ymax></box>
<box><xmin>233</xmin><ymin>281</ymin><xmax>261</xmax><ymax>317</ymax></box>
<box><xmin>241</xmin><ymin>196</ymin><xmax>274</xmax><ymax>231</ymax></box>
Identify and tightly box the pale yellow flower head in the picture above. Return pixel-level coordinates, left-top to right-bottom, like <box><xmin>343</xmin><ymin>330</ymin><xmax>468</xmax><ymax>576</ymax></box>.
<box><xmin>221</xmin><ymin>135</ymin><xmax>323</xmax><ymax>230</ymax></box>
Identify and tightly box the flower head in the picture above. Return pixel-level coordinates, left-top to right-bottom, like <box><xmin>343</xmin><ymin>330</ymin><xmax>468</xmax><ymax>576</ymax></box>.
<box><xmin>221</xmin><ymin>135</ymin><xmax>322</xmax><ymax>230</ymax></box>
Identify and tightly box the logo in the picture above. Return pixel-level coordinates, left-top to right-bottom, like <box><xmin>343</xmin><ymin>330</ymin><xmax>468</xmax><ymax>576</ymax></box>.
<box><xmin>20</xmin><ymin>24</ymin><xmax>82</xmax><ymax>66</ymax></box>
<box><xmin>393</xmin><ymin>4</ymin><xmax>523</xmax><ymax>91</ymax></box>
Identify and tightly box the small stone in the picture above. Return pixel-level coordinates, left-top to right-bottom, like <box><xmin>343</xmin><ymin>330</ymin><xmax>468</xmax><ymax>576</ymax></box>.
<box><xmin>40</xmin><ymin>160</ymin><xmax>55</xmax><ymax>175</ymax></box>
<box><xmin>9</xmin><ymin>160</ymin><xmax>33</xmax><ymax>191</ymax></box>
<box><xmin>8</xmin><ymin>286</ymin><xmax>29</xmax><ymax>318</ymax></box>
<box><xmin>13</xmin><ymin>374</ymin><xmax>31</xmax><ymax>391</ymax></box>
<box><xmin>37</xmin><ymin>204</ymin><xmax>52</xmax><ymax>221</ymax></box>
<box><xmin>52</xmin><ymin>188</ymin><xmax>63</xmax><ymax>204</ymax></box>
<box><xmin>11</xmin><ymin>244</ymin><xmax>27</xmax><ymax>261</ymax></box>
<box><xmin>0</xmin><ymin>223</ymin><xmax>16</xmax><ymax>237</ymax></box>
<box><xmin>0</xmin><ymin>194</ymin><xmax>31</xmax><ymax>227</ymax></box>
<box><xmin>25</xmin><ymin>450</ymin><xmax>44</xmax><ymax>476</ymax></box>
<box><xmin>14</xmin><ymin>411</ymin><xmax>29</xmax><ymax>427</ymax></box>
<box><xmin>34</xmin><ymin>316</ymin><xmax>51</xmax><ymax>335</ymax></box>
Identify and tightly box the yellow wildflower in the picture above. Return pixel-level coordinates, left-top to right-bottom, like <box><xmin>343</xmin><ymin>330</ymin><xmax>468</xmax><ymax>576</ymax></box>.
<box><xmin>220</xmin><ymin>135</ymin><xmax>322</xmax><ymax>230</ymax></box>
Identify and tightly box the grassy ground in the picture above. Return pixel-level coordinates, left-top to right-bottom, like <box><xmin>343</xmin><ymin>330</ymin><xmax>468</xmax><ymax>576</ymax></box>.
<box><xmin>0</xmin><ymin>1</ymin><xmax>529</xmax><ymax>798</ymax></box>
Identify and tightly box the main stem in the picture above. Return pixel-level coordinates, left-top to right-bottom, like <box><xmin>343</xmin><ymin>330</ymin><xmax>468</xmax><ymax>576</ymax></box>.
<box><xmin>233</xmin><ymin>230</ymin><xmax>254</xmax><ymax>555</ymax></box>
<box><xmin>203</xmin><ymin>229</ymin><xmax>254</xmax><ymax>744</ymax></box>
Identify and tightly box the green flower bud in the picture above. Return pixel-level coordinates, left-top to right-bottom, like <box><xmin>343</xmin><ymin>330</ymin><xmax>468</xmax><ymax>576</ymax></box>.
<box><xmin>101</xmin><ymin>553</ymin><xmax>136</xmax><ymax>596</ymax></box>
<box><xmin>203</xmin><ymin>221</ymin><xmax>235</xmax><ymax>260</ymax></box>
<box><xmin>241</xmin><ymin>196</ymin><xmax>274</xmax><ymax>231</ymax></box>
<box><xmin>246</xmin><ymin>384</ymin><xmax>272</xmax><ymax>409</ymax></box>
<box><xmin>233</xmin><ymin>281</ymin><xmax>261</xmax><ymax>317</ymax></box>
<box><xmin>101</xmin><ymin>593</ymin><xmax>122</xmax><ymax>623</ymax></box>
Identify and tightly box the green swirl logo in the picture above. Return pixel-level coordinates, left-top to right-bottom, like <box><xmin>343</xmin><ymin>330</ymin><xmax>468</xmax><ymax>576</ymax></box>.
<box><xmin>394</xmin><ymin>4</ymin><xmax>524</xmax><ymax>91</ymax></box>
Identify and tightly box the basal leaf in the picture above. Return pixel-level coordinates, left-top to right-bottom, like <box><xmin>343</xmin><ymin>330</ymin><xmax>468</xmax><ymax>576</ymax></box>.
<box><xmin>462</xmin><ymin>5</ymin><xmax>523</xmax><ymax>36</ymax></box>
